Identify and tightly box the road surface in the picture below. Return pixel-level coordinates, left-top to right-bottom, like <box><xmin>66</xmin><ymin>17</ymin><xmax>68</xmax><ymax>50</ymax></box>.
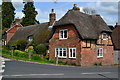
<box><xmin>1</xmin><ymin>60</ymin><xmax>119</xmax><ymax>80</ymax></box>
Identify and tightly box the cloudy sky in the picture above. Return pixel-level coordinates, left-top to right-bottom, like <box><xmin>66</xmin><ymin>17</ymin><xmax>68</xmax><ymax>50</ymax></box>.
<box><xmin>0</xmin><ymin>0</ymin><xmax>119</xmax><ymax>26</ymax></box>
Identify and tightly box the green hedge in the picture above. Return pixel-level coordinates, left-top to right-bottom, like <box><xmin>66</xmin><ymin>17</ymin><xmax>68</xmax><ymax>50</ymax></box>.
<box><xmin>31</xmin><ymin>55</ymin><xmax>41</xmax><ymax>60</ymax></box>
<box><xmin>14</xmin><ymin>50</ymin><xmax>29</xmax><ymax>58</ymax></box>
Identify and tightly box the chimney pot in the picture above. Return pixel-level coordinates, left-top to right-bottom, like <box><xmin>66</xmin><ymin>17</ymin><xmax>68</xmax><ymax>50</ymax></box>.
<box><xmin>52</xmin><ymin>9</ymin><xmax>54</xmax><ymax>13</ymax></box>
<box><xmin>74</xmin><ymin>4</ymin><xmax>77</xmax><ymax>7</ymax></box>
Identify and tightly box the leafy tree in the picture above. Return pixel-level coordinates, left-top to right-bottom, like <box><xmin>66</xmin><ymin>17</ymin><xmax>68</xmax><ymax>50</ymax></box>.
<box><xmin>83</xmin><ymin>7</ymin><xmax>96</xmax><ymax>15</ymax></box>
<box><xmin>2</xmin><ymin>0</ymin><xmax>15</xmax><ymax>29</ymax></box>
<box><xmin>13</xmin><ymin>40</ymin><xmax>28</xmax><ymax>51</ymax></box>
<box><xmin>35</xmin><ymin>44</ymin><xmax>46</xmax><ymax>56</ymax></box>
<box><xmin>21</xmin><ymin>2</ymin><xmax>39</xmax><ymax>26</ymax></box>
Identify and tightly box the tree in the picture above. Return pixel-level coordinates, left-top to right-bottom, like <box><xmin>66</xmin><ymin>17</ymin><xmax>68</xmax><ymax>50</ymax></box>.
<box><xmin>21</xmin><ymin>1</ymin><xmax>39</xmax><ymax>26</ymax></box>
<box><xmin>35</xmin><ymin>44</ymin><xmax>46</xmax><ymax>56</ymax></box>
<box><xmin>13</xmin><ymin>40</ymin><xmax>28</xmax><ymax>51</ymax></box>
<box><xmin>2</xmin><ymin>0</ymin><xmax>15</xmax><ymax>29</ymax></box>
<box><xmin>83</xmin><ymin>7</ymin><xmax>96</xmax><ymax>15</ymax></box>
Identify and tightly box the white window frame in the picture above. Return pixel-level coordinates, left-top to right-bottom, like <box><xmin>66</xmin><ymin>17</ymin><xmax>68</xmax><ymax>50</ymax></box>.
<box><xmin>69</xmin><ymin>48</ymin><xmax>76</xmax><ymax>58</ymax></box>
<box><xmin>103</xmin><ymin>33</ymin><xmax>107</xmax><ymax>40</ymax></box>
<box><xmin>55</xmin><ymin>48</ymin><xmax>67</xmax><ymax>58</ymax></box>
<box><xmin>97</xmin><ymin>48</ymin><xmax>103</xmax><ymax>58</ymax></box>
<box><xmin>59</xmin><ymin>29</ymin><xmax>68</xmax><ymax>40</ymax></box>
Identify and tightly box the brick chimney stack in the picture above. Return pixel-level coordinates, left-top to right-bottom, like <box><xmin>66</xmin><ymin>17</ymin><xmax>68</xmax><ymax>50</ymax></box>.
<box><xmin>73</xmin><ymin>4</ymin><xmax>80</xmax><ymax>11</ymax></box>
<box><xmin>49</xmin><ymin>9</ymin><xmax>56</xmax><ymax>26</ymax></box>
<box><xmin>15</xmin><ymin>18</ymin><xmax>21</xmax><ymax>25</ymax></box>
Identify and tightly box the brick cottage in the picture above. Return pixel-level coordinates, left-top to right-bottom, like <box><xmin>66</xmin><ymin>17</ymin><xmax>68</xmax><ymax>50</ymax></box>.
<box><xmin>48</xmin><ymin>4</ymin><xmax>114</xmax><ymax>66</ymax></box>
<box><xmin>2</xmin><ymin>18</ymin><xmax>23</xmax><ymax>45</ymax></box>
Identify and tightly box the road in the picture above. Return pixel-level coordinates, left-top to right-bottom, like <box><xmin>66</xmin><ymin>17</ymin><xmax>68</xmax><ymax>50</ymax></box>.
<box><xmin>0</xmin><ymin>59</ymin><xmax>119</xmax><ymax>80</ymax></box>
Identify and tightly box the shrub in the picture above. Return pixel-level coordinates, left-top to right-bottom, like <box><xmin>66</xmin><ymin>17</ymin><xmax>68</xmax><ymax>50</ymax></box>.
<box><xmin>44</xmin><ymin>56</ymin><xmax>49</xmax><ymax>60</ymax></box>
<box><xmin>28</xmin><ymin>46</ymin><xmax>34</xmax><ymax>53</ymax></box>
<box><xmin>35</xmin><ymin>44</ymin><xmax>47</xmax><ymax>56</ymax></box>
<box><xmin>98</xmin><ymin>62</ymin><xmax>102</xmax><ymax>66</ymax></box>
<box><xmin>14</xmin><ymin>50</ymin><xmax>28</xmax><ymax>58</ymax></box>
<box><xmin>31</xmin><ymin>54</ymin><xmax>41</xmax><ymax>60</ymax></box>
<box><xmin>13</xmin><ymin>40</ymin><xmax>28</xmax><ymax>51</ymax></box>
<box><xmin>48</xmin><ymin>60</ymin><xmax>56</xmax><ymax>64</ymax></box>
<box><xmin>2</xmin><ymin>49</ymin><xmax>10</xmax><ymax>54</ymax></box>
<box><xmin>94</xmin><ymin>63</ymin><xmax>98</xmax><ymax>66</ymax></box>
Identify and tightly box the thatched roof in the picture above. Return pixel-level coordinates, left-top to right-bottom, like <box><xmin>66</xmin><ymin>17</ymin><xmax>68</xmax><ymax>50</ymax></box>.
<box><xmin>49</xmin><ymin>9</ymin><xmax>112</xmax><ymax>40</ymax></box>
<box><xmin>112</xmin><ymin>25</ymin><xmax>120</xmax><ymax>50</ymax></box>
<box><xmin>8</xmin><ymin>22</ymin><xmax>51</xmax><ymax>45</ymax></box>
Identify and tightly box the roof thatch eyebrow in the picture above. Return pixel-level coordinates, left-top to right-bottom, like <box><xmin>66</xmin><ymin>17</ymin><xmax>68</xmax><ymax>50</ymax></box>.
<box><xmin>49</xmin><ymin>9</ymin><xmax>112</xmax><ymax>40</ymax></box>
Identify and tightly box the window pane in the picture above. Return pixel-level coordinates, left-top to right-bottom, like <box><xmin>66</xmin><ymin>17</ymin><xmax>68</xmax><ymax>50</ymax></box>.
<box><xmin>60</xmin><ymin>31</ymin><xmax>63</xmax><ymax>38</ymax></box>
<box><xmin>56</xmin><ymin>48</ymin><xmax>58</xmax><ymax>55</ymax></box>
<box><xmin>60</xmin><ymin>48</ymin><xmax>62</xmax><ymax>56</ymax></box>
<box><xmin>73</xmin><ymin>49</ymin><xmax>76</xmax><ymax>57</ymax></box>
<box><xmin>98</xmin><ymin>48</ymin><xmax>103</xmax><ymax>57</ymax></box>
<box><xmin>98</xmin><ymin>49</ymin><xmax>99</xmax><ymax>56</ymax></box>
<box><xmin>64</xmin><ymin>30</ymin><xmax>67</xmax><ymax>38</ymax></box>
<box><xmin>70</xmin><ymin>49</ymin><xmax>72</xmax><ymax>57</ymax></box>
<box><xmin>63</xmin><ymin>49</ymin><xmax>66</xmax><ymax>57</ymax></box>
<box><xmin>103</xmin><ymin>33</ymin><xmax>107</xmax><ymax>39</ymax></box>
<box><xmin>87</xmin><ymin>40</ymin><xmax>90</xmax><ymax>47</ymax></box>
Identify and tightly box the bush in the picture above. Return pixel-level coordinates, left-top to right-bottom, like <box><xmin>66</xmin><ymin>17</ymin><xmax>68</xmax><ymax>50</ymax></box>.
<box><xmin>94</xmin><ymin>62</ymin><xmax>102</xmax><ymax>66</ymax></box>
<box><xmin>14</xmin><ymin>50</ymin><xmax>28</xmax><ymax>58</ymax></box>
<box><xmin>44</xmin><ymin>56</ymin><xmax>49</xmax><ymax>60</ymax></box>
<box><xmin>28</xmin><ymin>46</ymin><xmax>34</xmax><ymax>53</ymax></box>
<box><xmin>13</xmin><ymin>40</ymin><xmax>28</xmax><ymax>51</ymax></box>
<box><xmin>2</xmin><ymin>49</ymin><xmax>10</xmax><ymax>54</ymax></box>
<box><xmin>31</xmin><ymin>54</ymin><xmax>41</xmax><ymax>60</ymax></box>
<box><xmin>35</xmin><ymin>44</ymin><xmax>46</xmax><ymax>56</ymax></box>
<box><xmin>48</xmin><ymin>60</ymin><xmax>56</xmax><ymax>64</ymax></box>
<box><xmin>98</xmin><ymin>62</ymin><xmax>102</xmax><ymax>66</ymax></box>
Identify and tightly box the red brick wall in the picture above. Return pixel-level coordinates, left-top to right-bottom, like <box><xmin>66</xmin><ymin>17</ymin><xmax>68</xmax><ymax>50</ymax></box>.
<box><xmin>49</xmin><ymin>25</ymin><xmax>81</xmax><ymax>65</ymax></box>
<box><xmin>49</xmin><ymin>25</ymin><xmax>114</xmax><ymax>66</ymax></box>
<box><xmin>7</xmin><ymin>26</ymin><xmax>21</xmax><ymax>43</ymax></box>
<box><xmin>81</xmin><ymin>35</ymin><xmax>114</xmax><ymax>66</ymax></box>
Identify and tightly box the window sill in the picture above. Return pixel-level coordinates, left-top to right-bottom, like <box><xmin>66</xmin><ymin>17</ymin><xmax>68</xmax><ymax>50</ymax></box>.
<box><xmin>55</xmin><ymin>57</ymin><xmax>67</xmax><ymax>59</ymax></box>
<box><xmin>82</xmin><ymin>47</ymin><xmax>91</xmax><ymax>48</ymax></box>
<box><xmin>97</xmin><ymin>56</ymin><xmax>103</xmax><ymax>58</ymax></box>
<box><xmin>59</xmin><ymin>38</ymin><xmax>68</xmax><ymax>40</ymax></box>
<box><xmin>69</xmin><ymin>57</ymin><xmax>76</xmax><ymax>59</ymax></box>
<box><xmin>103</xmin><ymin>39</ymin><xmax>107</xmax><ymax>40</ymax></box>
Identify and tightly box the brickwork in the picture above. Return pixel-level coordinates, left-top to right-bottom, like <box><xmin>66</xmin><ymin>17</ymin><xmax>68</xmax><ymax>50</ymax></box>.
<box><xmin>49</xmin><ymin>25</ymin><xmax>114</xmax><ymax>66</ymax></box>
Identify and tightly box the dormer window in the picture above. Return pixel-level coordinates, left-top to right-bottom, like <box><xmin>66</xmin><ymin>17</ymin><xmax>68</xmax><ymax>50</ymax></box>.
<box><xmin>103</xmin><ymin>33</ymin><xmax>107</xmax><ymax>40</ymax></box>
<box><xmin>28</xmin><ymin>36</ymin><xmax>33</xmax><ymax>42</ymax></box>
<box><xmin>59</xmin><ymin>29</ymin><xmax>68</xmax><ymax>39</ymax></box>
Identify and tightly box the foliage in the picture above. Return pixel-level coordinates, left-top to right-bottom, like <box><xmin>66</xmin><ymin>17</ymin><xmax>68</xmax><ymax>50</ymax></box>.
<box><xmin>35</xmin><ymin>44</ymin><xmax>47</xmax><ymax>56</ymax></box>
<box><xmin>14</xmin><ymin>50</ymin><xmax>25</xmax><ymax>54</ymax></box>
<box><xmin>21</xmin><ymin>2</ymin><xmax>39</xmax><ymax>26</ymax></box>
<box><xmin>94</xmin><ymin>62</ymin><xmax>102</xmax><ymax>66</ymax></box>
<box><xmin>2</xmin><ymin>48</ymin><xmax>68</xmax><ymax>66</ymax></box>
<box><xmin>2</xmin><ymin>1</ymin><xmax>15</xmax><ymax>29</ymax></box>
<box><xmin>31</xmin><ymin>54</ymin><xmax>41</xmax><ymax>60</ymax></box>
<box><xmin>44</xmin><ymin>56</ymin><xmax>49</xmax><ymax>60</ymax></box>
<box><xmin>28</xmin><ymin>46</ymin><xmax>34</xmax><ymax>53</ymax></box>
<box><xmin>83</xmin><ymin>7</ymin><xmax>96</xmax><ymax>15</ymax></box>
<box><xmin>13</xmin><ymin>40</ymin><xmax>28</xmax><ymax>51</ymax></box>
<box><xmin>2</xmin><ymin>48</ymin><xmax>10</xmax><ymax>55</ymax></box>
<box><xmin>13</xmin><ymin>50</ymin><xmax>28</xmax><ymax>58</ymax></box>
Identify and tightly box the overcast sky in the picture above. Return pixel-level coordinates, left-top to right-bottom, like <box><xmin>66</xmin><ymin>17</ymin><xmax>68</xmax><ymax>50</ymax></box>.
<box><xmin>0</xmin><ymin>0</ymin><xmax>119</xmax><ymax>26</ymax></box>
